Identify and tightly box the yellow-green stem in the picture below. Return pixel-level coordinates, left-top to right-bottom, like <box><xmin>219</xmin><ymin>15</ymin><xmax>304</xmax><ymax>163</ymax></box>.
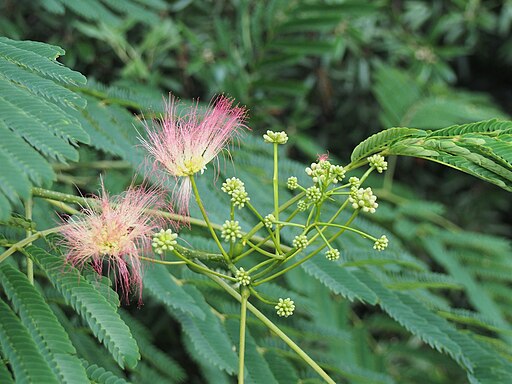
<box><xmin>205</xmin><ymin>269</ymin><xmax>335</xmax><ymax>384</ymax></box>
<box><xmin>273</xmin><ymin>143</ymin><xmax>280</xmax><ymax>252</ymax></box>
<box><xmin>189</xmin><ymin>176</ymin><xmax>231</xmax><ymax>263</ymax></box>
<box><xmin>238</xmin><ymin>287</ymin><xmax>249</xmax><ymax>384</ymax></box>
<box><xmin>25</xmin><ymin>195</ymin><xmax>34</xmax><ymax>285</ymax></box>
<box><xmin>0</xmin><ymin>228</ymin><xmax>61</xmax><ymax>264</ymax></box>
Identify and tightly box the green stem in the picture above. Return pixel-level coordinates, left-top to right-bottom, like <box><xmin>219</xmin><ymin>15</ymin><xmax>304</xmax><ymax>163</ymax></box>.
<box><xmin>255</xmin><ymin>211</ymin><xmax>358</xmax><ymax>285</ymax></box>
<box><xmin>205</xmin><ymin>269</ymin><xmax>336</xmax><ymax>384</ymax></box>
<box><xmin>313</xmin><ymin>222</ymin><xmax>376</xmax><ymax>241</ymax></box>
<box><xmin>25</xmin><ymin>195</ymin><xmax>34</xmax><ymax>285</ymax></box>
<box><xmin>139</xmin><ymin>256</ymin><xmax>186</xmax><ymax>266</ymax></box>
<box><xmin>238</xmin><ymin>287</ymin><xmax>249</xmax><ymax>384</ymax></box>
<box><xmin>189</xmin><ymin>176</ymin><xmax>230</xmax><ymax>262</ymax></box>
<box><xmin>273</xmin><ymin>143</ymin><xmax>281</xmax><ymax>252</ymax></box>
<box><xmin>246</xmin><ymin>202</ymin><xmax>279</xmax><ymax>247</ymax></box>
<box><xmin>0</xmin><ymin>228</ymin><xmax>61</xmax><ymax>264</ymax></box>
<box><xmin>245</xmin><ymin>240</ymin><xmax>283</xmax><ymax>259</ymax></box>
<box><xmin>172</xmin><ymin>249</ymin><xmax>235</xmax><ymax>281</ymax></box>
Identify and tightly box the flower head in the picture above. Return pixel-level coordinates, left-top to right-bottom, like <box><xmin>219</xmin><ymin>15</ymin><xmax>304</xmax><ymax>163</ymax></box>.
<box><xmin>141</xmin><ymin>95</ymin><xmax>248</xmax><ymax>216</ymax></box>
<box><xmin>59</xmin><ymin>183</ymin><xmax>162</xmax><ymax>303</ymax></box>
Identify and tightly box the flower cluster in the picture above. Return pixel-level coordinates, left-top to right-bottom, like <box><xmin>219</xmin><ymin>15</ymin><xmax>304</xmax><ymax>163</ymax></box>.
<box><xmin>325</xmin><ymin>248</ymin><xmax>340</xmax><ymax>261</ymax></box>
<box><xmin>221</xmin><ymin>220</ymin><xmax>242</xmax><ymax>242</ymax></box>
<box><xmin>305</xmin><ymin>155</ymin><xmax>345</xmax><ymax>185</ymax></box>
<box><xmin>263</xmin><ymin>130</ymin><xmax>288</xmax><ymax>144</ymax></box>
<box><xmin>222</xmin><ymin>177</ymin><xmax>250</xmax><ymax>208</ymax></box>
<box><xmin>141</xmin><ymin>95</ymin><xmax>247</xmax><ymax>215</ymax></box>
<box><xmin>292</xmin><ymin>234</ymin><xmax>308</xmax><ymax>250</ymax></box>
<box><xmin>152</xmin><ymin>229</ymin><xmax>178</xmax><ymax>255</ymax></box>
<box><xmin>349</xmin><ymin>187</ymin><xmax>378</xmax><ymax>213</ymax></box>
<box><xmin>275</xmin><ymin>298</ymin><xmax>295</xmax><ymax>317</ymax></box>
<box><xmin>59</xmin><ymin>183</ymin><xmax>161</xmax><ymax>302</ymax></box>
<box><xmin>373</xmin><ymin>235</ymin><xmax>389</xmax><ymax>251</ymax></box>
<box><xmin>367</xmin><ymin>154</ymin><xmax>388</xmax><ymax>173</ymax></box>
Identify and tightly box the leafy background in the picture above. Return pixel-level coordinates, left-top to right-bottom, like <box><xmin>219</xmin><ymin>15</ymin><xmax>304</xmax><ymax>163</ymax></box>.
<box><xmin>0</xmin><ymin>1</ymin><xmax>511</xmax><ymax>383</ymax></box>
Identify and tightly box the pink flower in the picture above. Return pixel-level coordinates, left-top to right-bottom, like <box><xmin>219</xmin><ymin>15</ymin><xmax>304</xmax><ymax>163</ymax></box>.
<box><xmin>140</xmin><ymin>94</ymin><xmax>248</xmax><ymax>216</ymax></box>
<box><xmin>59</xmin><ymin>182</ymin><xmax>162</xmax><ymax>303</ymax></box>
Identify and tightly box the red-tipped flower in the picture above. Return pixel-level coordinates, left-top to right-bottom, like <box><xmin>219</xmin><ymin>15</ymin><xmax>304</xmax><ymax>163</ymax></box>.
<box><xmin>59</xmin><ymin>182</ymin><xmax>161</xmax><ymax>302</ymax></box>
<box><xmin>140</xmin><ymin>94</ymin><xmax>248</xmax><ymax>215</ymax></box>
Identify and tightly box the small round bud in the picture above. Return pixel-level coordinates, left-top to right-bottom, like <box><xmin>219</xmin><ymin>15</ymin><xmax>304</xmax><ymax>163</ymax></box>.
<box><xmin>287</xmin><ymin>176</ymin><xmax>299</xmax><ymax>190</ymax></box>
<box><xmin>275</xmin><ymin>298</ymin><xmax>295</xmax><ymax>317</ymax></box>
<box><xmin>367</xmin><ymin>154</ymin><xmax>388</xmax><ymax>173</ymax></box>
<box><xmin>349</xmin><ymin>187</ymin><xmax>378</xmax><ymax>213</ymax></box>
<box><xmin>235</xmin><ymin>267</ymin><xmax>251</xmax><ymax>286</ymax></box>
<box><xmin>231</xmin><ymin>189</ymin><xmax>250</xmax><ymax>208</ymax></box>
<box><xmin>264</xmin><ymin>214</ymin><xmax>275</xmax><ymax>229</ymax></box>
<box><xmin>152</xmin><ymin>229</ymin><xmax>178</xmax><ymax>255</ymax></box>
<box><xmin>306</xmin><ymin>186</ymin><xmax>322</xmax><ymax>203</ymax></box>
<box><xmin>292</xmin><ymin>234</ymin><xmax>308</xmax><ymax>250</ymax></box>
<box><xmin>222</xmin><ymin>177</ymin><xmax>245</xmax><ymax>196</ymax></box>
<box><xmin>325</xmin><ymin>248</ymin><xmax>340</xmax><ymax>261</ymax></box>
<box><xmin>221</xmin><ymin>220</ymin><xmax>242</xmax><ymax>242</ymax></box>
<box><xmin>297</xmin><ymin>200</ymin><xmax>308</xmax><ymax>212</ymax></box>
<box><xmin>373</xmin><ymin>235</ymin><xmax>389</xmax><ymax>251</ymax></box>
<box><xmin>263</xmin><ymin>130</ymin><xmax>288</xmax><ymax>144</ymax></box>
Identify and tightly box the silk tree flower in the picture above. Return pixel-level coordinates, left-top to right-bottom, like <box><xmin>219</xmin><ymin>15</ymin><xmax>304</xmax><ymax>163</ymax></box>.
<box><xmin>59</xmin><ymin>183</ymin><xmax>162</xmax><ymax>302</ymax></box>
<box><xmin>140</xmin><ymin>94</ymin><xmax>248</xmax><ymax>216</ymax></box>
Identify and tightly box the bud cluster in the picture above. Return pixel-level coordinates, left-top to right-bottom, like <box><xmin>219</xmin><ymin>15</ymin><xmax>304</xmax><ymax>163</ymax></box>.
<box><xmin>367</xmin><ymin>154</ymin><xmax>388</xmax><ymax>173</ymax></box>
<box><xmin>292</xmin><ymin>234</ymin><xmax>308</xmax><ymax>250</ymax></box>
<box><xmin>275</xmin><ymin>298</ymin><xmax>295</xmax><ymax>317</ymax></box>
<box><xmin>235</xmin><ymin>267</ymin><xmax>251</xmax><ymax>286</ymax></box>
<box><xmin>263</xmin><ymin>130</ymin><xmax>288</xmax><ymax>144</ymax></box>
<box><xmin>264</xmin><ymin>214</ymin><xmax>275</xmax><ymax>229</ymax></box>
<box><xmin>221</xmin><ymin>220</ymin><xmax>242</xmax><ymax>242</ymax></box>
<box><xmin>305</xmin><ymin>156</ymin><xmax>346</xmax><ymax>186</ymax></box>
<box><xmin>287</xmin><ymin>176</ymin><xmax>299</xmax><ymax>190</ymax></box>
<box><xmin>325</xmin><ymin>248</ymin><xmax>340</xmax><ymax>261</ymax></box>
<box><xmin>373</xmin><ymin>235</ymin><xmax>389</xmax><ymax>251</ymax></box>
<box><xmin>349</xmin><ymin>187</ymin><xmax>378</xmax><ymax>213</ymax></box>
<box><xmin>222</xmin><ymin>177</ymin><xmax>250</xmax><ymax>208</ymax></box>
<box><xmin>152</xmin><ymin>229</ymin><xmax>178</xmax><ymax>255</ymax></box>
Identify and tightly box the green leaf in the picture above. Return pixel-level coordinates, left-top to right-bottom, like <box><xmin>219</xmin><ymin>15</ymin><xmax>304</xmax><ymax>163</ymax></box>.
<box><xmin>172</xmin><ymin>285</ymin><xmax>238</xmax><ymax>374</ymax></box>
<box><xmin>0</xmin><ymin>37</ymin><xmax>89</xmax><ymax>217</ymax></box>
<box><xmin>0</xmin><ymin>297</ymin><xmax>59</xmax><ymax>384</ymax></box>
<box><xmin>143</xmin><ymin>264</ymin><xmax>205</xmax><ymax>319</ymax></box>
<box><xmin>28</xmin><ymin>246</ymin><xmax>140</xmax><ymax>369</ymax></box>
<box><xmin>350</xmin><ymin>127</ymin><xmax>426</xmax><ymax>163</ymax></box>
<box><xmin>0</xmin><ymin>353</ymin><xmax>14</xmax><ymax>384</ymax></box>
<box><xmin>301</xmin><ymin>258</ymin><xmax>379</xmax><ymax>304</ymax></box>
<box><xmin>82</xmin><ymin>360</ymin><xmax>131</xmax><ymax>384</ymax></box>
<box><xmin>0</xmin><ymin>263</ymin><xmax>89</xmax><ymax>384</ymax></box>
